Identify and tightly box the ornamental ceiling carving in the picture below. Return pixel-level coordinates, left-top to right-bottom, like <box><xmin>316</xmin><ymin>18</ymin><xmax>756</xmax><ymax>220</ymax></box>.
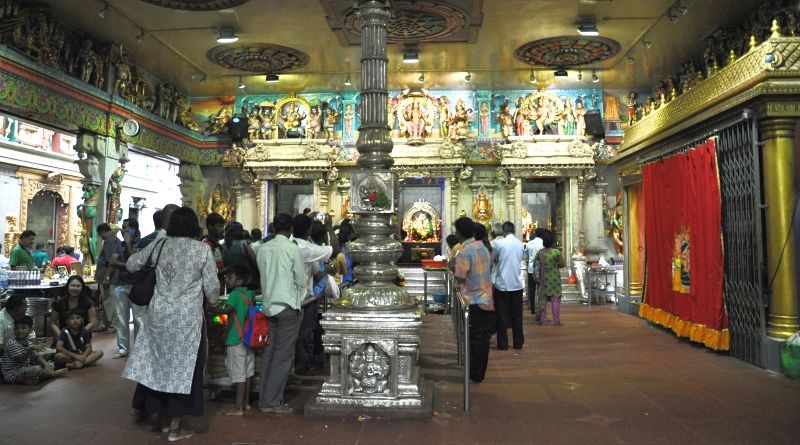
<box><xmin>206</xmin><ymin>44</ymin><xmax>309</xmax><ymax>72</ymax></box>
<box><xmin>514</xmin><ymin>36</ymin><xmax>621</xmax><ymax>67</ymax></box>
<box><xmin>321</xmin><ymin>0</ymin><xmax>482</xmax><ymax>45</ymax></box>
<box><xmin>139</xmin><ymin>0</ymin><xmax>250</xmax><ymax>10</ymax></box>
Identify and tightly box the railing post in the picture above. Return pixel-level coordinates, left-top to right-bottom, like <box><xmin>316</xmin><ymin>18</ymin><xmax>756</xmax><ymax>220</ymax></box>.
<box><xmin>463</xmin><ymin>306</ymin><xmax>470</xmax><ymax>412</ymax></box>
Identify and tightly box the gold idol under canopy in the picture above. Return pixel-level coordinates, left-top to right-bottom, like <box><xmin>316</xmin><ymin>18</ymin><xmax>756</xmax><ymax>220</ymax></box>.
<box><xmin>402</xmin><ymin>199</ymin><xmax>441</xmax><ymax>243</ymax></box>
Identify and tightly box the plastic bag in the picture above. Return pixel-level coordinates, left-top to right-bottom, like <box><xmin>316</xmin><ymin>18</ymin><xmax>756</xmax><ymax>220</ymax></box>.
<box><xmin>788</xmin><ymin>332</ymin><xmax>800</xmax><ymax>346</ymax></box>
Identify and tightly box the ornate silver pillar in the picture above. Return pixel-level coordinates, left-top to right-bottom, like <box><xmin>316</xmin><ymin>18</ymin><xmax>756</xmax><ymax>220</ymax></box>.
<box><xmin>310</xmin><ymin>0</ymin><xmax>426</xmax><ymax>415</ymax></box>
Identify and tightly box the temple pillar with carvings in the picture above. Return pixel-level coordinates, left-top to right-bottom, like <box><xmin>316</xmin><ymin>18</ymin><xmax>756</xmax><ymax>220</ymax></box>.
<box><xmin>626</xmin><ymin>182</ymin><xmax>645</xmax><ymax>298</ymax></box>
<box><xmin>73</xmin><ymin>131</ymin><xmax>128</xmax><ymax>265</ymax></box>
<box><xmin>759</xmin><ymin>117</ymin><xmax>799</xmax><ymax>339</ymax></box>
<box><xmin>177</xmin><ymin>162</ymin><xmax>206</xmax><ymax>211</ymax></box>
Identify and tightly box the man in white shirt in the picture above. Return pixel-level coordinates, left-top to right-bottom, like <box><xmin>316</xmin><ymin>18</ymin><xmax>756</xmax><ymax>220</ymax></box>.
<box><xmin>0</xmin><ymin>294</ymin><xmax>35</xmax><ymax>355</ymax></box>
<box><xmin>526</xmin><ymin>228</ymin><xmax>545</xmax><ymax>315</ymax></box>
<box><xmin>492</xmin><ymin>221</ymin><xmax>525</xmax><ymax>350</ymax></box>
<box><xmin>291</xmin><ymin>214</ymin><xmax>339</xmax><ymax>374</ymax></box>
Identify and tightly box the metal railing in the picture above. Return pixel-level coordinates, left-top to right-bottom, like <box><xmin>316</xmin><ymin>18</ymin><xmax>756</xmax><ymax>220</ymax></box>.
<box><xmin>449</xmin><ymin>273</ymin><xmax>470</xmax><ymax>412</ymax></box>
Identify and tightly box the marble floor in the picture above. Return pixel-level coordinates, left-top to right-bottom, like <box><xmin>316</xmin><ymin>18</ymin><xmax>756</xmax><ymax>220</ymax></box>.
<box><xmin>1</xmin><ymin>304</ymin><xmax>799</xmax><ymax>445</ymax></box>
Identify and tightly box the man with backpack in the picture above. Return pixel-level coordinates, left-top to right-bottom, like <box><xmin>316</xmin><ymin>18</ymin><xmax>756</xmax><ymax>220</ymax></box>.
<box><xmin>255</xmin><ymin>213</ymin><xmax>306</xmax><ymax>414</ymax></box>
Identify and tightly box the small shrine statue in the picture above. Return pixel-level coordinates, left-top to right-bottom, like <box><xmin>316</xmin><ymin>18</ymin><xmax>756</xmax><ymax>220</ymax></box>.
<box><xmin>177</xmin><ymin>101</ymin><xmax>200</xmax><ymax>132</ymax></box>
<box><xmin>437</xmin><ymin>96</ymin><xmax>451</xmax><ymax>137</ymax></box>
<box><xmin>479</xmin><ymin>102</ymin><xmax>490</xmax><ymax>135</ymax></box>
<box><xmin>403</xmin><ymin>100</ymin><xmax>428</xmax><ymax>142</ymax></box>
<box><xmin>113</xmin><ymin>45</ymin><xmax>132</xmax><ymax>98</ymax></box>
<box><xmin>281</xmin><ymin>102</ymin><xmax>306</xmax><ymax>137</ymax></box>
<box><xmin>343</xmin><ymin>104</ymin><xmax>356</xmax><ymax>139</ymax></box>
<box><xmin>627</xmin><ymin>92</ymin><xmax>638</xmax><ymax>125</ymax></box>
<box><xmin>497</xmin><ymin>101</ymin><xmax>514</xmax><ymax>139</ymax></box>
<box><xmin>401</xmin><ymin>200</ymin><xmax>441</xmax><ymax>243</ymax></box>
<box><xmin>307</xmin><ymin>105</ymin><xmax>323</xmax><ymax>139</ymax></box>
<box><xmin>520</xmin><ymin>208</ymin><xmax>537</xmax><ymax>242</ymax></box>
<box><xmin>77</xmin><ymin>40</ymin><xmax>95</xmax><ymax>84</ymax></box>
<box><xmin>472</xmin><ymin>190</ymin><xmax>493</xmax><ymax>224</ymax></box>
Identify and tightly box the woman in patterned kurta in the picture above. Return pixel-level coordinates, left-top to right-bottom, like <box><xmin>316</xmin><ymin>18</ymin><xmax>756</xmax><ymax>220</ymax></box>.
<box><xmin>123</xmin><ymin>207</ymin><xmax>219</xmax><ymax>442</ymax></box>
<box><xmin>534</xmin><ymin>230</ymin><xmax>565</xmax><ymax>325</ymax></box>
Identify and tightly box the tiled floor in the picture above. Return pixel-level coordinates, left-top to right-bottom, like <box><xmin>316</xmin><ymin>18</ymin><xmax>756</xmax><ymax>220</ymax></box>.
<box><xmin>2</xmin><ymin>304</ymin><xmax>799</xmax><ymax>444</ymax></box>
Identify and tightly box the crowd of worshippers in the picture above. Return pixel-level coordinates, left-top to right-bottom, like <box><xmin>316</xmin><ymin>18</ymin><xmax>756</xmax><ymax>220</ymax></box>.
<box><xmin>2</xmin><ymin>205</ymin><xmax>358</xmax><ymax>440</ymax></box>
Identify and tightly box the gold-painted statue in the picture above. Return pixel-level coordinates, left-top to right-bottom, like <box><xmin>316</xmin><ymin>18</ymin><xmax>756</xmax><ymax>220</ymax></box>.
<box><xmin>472</xmin><ymin>190</ymin><xmax>493</xmax><ymax>224</ymax></box>
<box><xmin>198</xmin><ymin>184</ymin><xmax>235</xmax><ymax>222</ymax></box>
<box><xmin>402</xmin><ymin>199</ymin><xmax>441</xmax><ymax>243</ymax></box>
<box><xmin>4</xmin><ymin>215</ymin><xmax>21</xmax><ymax>254</ymax></box>
<box><xmin>204</xmin><ymin>107</ymin><xmax>232</xmax><ymax>135</ymax></box>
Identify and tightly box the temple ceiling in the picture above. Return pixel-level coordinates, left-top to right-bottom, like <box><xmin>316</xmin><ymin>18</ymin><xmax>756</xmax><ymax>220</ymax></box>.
<box><xmin>14</xmin><ymin>0</ymin><xmax>770</xmax><ymax>95</ymax></box>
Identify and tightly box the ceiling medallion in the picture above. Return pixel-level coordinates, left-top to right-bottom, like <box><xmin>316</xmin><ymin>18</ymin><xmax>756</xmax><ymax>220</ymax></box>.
<box><xmin>345</xmin><ymin>1</ymin><xmax>467</xmax><ymax>43</ymax></box>
<box><xmin>138</xmin><ymin>0</ymin><xmax>249</xmax><ymax>10</ymax></box>
<box><xmin>207</xmin><ymin>43</ymin><xmax>309</xmax><ymax>73</ymax></box>
<box><xmin>514</xmin><ymin>36</ymin><xmax>621</xmax><ymax>67</ymax></box>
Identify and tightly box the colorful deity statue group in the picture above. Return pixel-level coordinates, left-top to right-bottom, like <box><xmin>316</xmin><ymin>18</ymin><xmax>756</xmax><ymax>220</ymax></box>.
<box><xmin>498</xmin><ymin>92</ymin><xmax>587</xmax><ymax>139</ymax></box>
<box><xmin>386</xmin><ymin>89</ymin><xmax>475</xmax><ymax>143</ymax></box>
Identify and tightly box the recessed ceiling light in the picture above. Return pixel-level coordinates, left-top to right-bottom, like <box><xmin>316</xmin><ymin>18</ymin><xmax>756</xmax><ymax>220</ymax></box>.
<box><xmin>238</xmin><ymin>76</ymin><xmax>245</xmax><ymax>89</ymax></box>
<box><xmin>592</xmin><ymin>70</ymin><xmax>600</xmax><ymax>83</ymax></box>
<box><xmin>554</xmin><ymin>67</ymin><xmax>569</xmax><ymax>77</ymax></box>
<box><xmin>577</xmin><ymin>22</ymin><xmax>599</xmax><ymax>36</ymax></box>
<box><xmin>344</xmin><ymin>74</ymin><xmax>352</xmax><ymax>86</ymax></box>
<box><xmin>265</xmin><ymin>73</ymin><xmax>279</xmax><ymax>83</ymax></box>
<box><xmin>403</xmin><ymin>50</ymin><xmax>419</xmax><ymax>64</ymax></box>
<box><xmin>217</xmin><ymin>28</ymin><xmax>239</xmax><ymax>43</ymax></box>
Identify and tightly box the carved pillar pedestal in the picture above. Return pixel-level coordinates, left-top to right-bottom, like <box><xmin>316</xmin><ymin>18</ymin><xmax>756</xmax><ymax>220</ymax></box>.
<box><xmin>309</xmin><ymin>0</ymin><xmax>427</xmax><ymax>416</ymax></box>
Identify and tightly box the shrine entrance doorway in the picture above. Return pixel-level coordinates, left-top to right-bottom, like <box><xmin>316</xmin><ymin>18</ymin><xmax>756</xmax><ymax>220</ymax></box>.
<box><xmin>25</xmin><ymin>190</ymin><xmax>66</xmax><ymax>258</ymax></box>
<box><xmin>270</xmin><ymin>180</ymin><xmax>314</xmax><ymax>217</ymax></box>
<box><xmin>521</xmin><ymin>179</ymin><xmax>566</xmax><ymax>248</ymax></box>
<box><xmin>397</xmin><ymin>177</ymin><xmax>444</xmax><ymax>265</ymax></box>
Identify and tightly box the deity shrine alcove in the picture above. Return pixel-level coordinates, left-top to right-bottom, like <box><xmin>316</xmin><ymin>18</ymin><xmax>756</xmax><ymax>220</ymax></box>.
<box><xmin>26</xmin><ymin>189</ymin><xmax>66</xmax><ymax>257</ymax></box>
<box><xmin>520</xmin><ymin>180</ymin><xmax>565</xmax><ymax>247</ymax></box>
<box><xmin>398</xmin><ymin>177</ymin><xmax>444</xmax><ymax>264</ymax></box>
<box><xmin>271</xmin><ymin>180</ymin><xmax>314</xmax><ymax>216</ymax></box>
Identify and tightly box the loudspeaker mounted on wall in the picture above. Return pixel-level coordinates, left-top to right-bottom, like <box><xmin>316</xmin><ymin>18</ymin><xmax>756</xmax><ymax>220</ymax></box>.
<box><xmin>583</xmin><ymin>110</ymin><xmax>605</xmax><ymax>138</ymax></box>
<box><xmin>229</xmin><ymin>114</ymin><xmax>249</xmax><ymax>140</ymax></box>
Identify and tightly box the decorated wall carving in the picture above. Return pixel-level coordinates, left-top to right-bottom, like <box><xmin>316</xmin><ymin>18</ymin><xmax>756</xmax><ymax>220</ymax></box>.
<box><xmin>16</xmin><ymin>167</ymin><xmax>82</xmax><ymax>252</ymax></box>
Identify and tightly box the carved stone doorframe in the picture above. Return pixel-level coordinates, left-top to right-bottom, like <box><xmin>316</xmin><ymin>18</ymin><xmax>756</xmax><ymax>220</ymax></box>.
<box><xmin>16</xmin><ymin>167</ymin><xmax>82</xmax><ymax>250</ymax></box>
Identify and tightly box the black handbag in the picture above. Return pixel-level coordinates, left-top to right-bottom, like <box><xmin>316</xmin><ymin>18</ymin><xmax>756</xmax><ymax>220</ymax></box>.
<box><xmin>128</xmin><ymin>238</ymin><xmax>166</xmax><ymax>306</ymax></box>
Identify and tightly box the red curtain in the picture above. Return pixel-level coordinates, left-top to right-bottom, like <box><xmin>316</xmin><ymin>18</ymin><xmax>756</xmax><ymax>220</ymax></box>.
<box><xmin>640</xmin><ymin>139</ymin><xmax>729</xmax><ymax>350</ymax></box>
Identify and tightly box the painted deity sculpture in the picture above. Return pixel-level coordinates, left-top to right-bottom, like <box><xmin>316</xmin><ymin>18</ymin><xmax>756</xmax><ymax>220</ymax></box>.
<box><xmin>325</xmin><ymin>106</ymin><xmax>340</xmax><ymax>141</ymax></box>
<box><xmin>472</xmin><ymin>190</ymin><xmax>493</xmax><ymax>224</ymax></box>
<box><xmin>627</xmin><ymin>92</ymin><xmax>638</xmax><ymax>125</ymax></box>
<box><xmin>448</xmin><ymin>98</ymin><xmax>472</xmax><ymax>140</ymax></box>
<box><xmin>479</xmin><ymin>102</ymin><xmax>490</xmax><ymax>135</ymax></box>
<box><xmin>574</xmin><ymin>100</ymin><xmax>587</xmax><ymax>137</ymax></box>
<box><xmin>403</xmin><ymin>100</ymin><xmax>428</xmax><ymax>139</ymax></box>
<box><xmin>513</xmin><ymin>98</ymin><xmax>531</xmax><ymax>136</ymax></box>
<box><xmin>343</xmin><ymin>104</ymin><xmax>355</xmax><ymax>138</ymax></box>
<box><xmin>281</xmin><ymin>102</ymin><xmax>306</xmax><ymax>137</ymax></box>
<box><xmin>307</xmin><ymin>105</ymin><xmax>323</xmax><ymax>139</ymax></box>
<box><xmin>205</xmin><ymin>107</ymin><xmax>232</xmax><ymax>135</ymax></box>
<box><xmin>198</xmin><ymin>184</ymin><xmax>235</xmax><ymax>223</ymax></box>
<box><xmin>105</xmin><ymin>165</ymin><xmax>125</xmax><ymax>228</ymax></box>
<box><xmin>497</xmin><ymin>101</ymin><xmax>514</xmax><ymax>138</ymax></box>
<box><xmin>402</xmin><ymin>200</ymin><xmax>441</xmax><ymax>243</ymax></box>
<box><xmin>437</xmin><ymin>96</ymin><xmax>451</xmax><ymax>137</ymax></box>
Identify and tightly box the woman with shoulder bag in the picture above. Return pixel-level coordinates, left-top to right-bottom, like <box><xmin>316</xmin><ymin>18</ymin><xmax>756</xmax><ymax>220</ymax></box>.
<box><xmin>122</xmin><ymin>207</ymin><xmax>220</xmax><ymax>442</ymax></box>
<box><xmin>534</xmin><ymin>230</ymin><xmax>565</xmax><ymax>326</ymax></box>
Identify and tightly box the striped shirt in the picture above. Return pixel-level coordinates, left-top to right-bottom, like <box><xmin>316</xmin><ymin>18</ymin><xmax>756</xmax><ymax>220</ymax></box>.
<box><xmin>1</xmin><ymin>337</ymin><xmax>37</xmax><ymax>381</ymax></box>
<box><xmin>454</xmin><ymin>238</ymin><xmax>494</xmax><ymax>311</ymax></box>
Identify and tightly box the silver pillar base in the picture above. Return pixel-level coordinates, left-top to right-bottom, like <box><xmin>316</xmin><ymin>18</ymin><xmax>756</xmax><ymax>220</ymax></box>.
<box><xmin>314</xmin><ymin>307</ymin><xmax>424</xmax><ymax>408</ymax></box>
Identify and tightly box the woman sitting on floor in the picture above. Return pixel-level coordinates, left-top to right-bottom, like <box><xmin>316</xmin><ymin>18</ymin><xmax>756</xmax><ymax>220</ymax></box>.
<box><xmin>50</xmin><ymin>275</ymin><xmax>98</xmax><ymax>336</ymax></box>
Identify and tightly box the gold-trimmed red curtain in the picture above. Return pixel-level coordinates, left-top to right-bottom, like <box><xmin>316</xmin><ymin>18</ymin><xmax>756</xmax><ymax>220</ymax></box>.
<box><xmin>640</xmin><ymin>139</ymin><xmax>729</xmax><ymax>350</ymax></box>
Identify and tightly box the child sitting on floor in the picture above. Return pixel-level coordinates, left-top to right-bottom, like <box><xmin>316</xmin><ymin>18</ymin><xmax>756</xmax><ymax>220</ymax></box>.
<box><xmin>1</xmin><ymin>316</ymin><xmax>67</xmax><ymax>384</ymax></box>
<box><xmin>54</xmin><ymin>308</ymin><xmax>104</xmax><ymax>370</ymax></box>
<box><xmin>222</xmin><ymin>264</ymin><xmax>257</xmax><ymax>416</ymax></box>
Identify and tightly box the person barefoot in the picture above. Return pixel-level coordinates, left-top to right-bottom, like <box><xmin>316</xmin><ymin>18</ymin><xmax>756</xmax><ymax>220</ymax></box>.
<box><xmin>54</xmin><ymin>309</ymin><xmax>104</xmax><ymax>371</ymax></box>
<box><xmin>1</xmin><ymin>316</ymin><xmax>68</xmax><ymax>385</ymax></box>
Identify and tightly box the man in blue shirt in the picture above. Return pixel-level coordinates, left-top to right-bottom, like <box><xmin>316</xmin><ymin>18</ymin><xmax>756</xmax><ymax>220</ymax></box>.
<box><xmin>492</xmin><ymin>221</ymin><xmax>525</xmax><ymax>350</ymax></box>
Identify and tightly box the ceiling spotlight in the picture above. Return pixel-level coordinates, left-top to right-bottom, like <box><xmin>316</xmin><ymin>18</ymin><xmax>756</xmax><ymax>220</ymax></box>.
<box><xmin>265</xmin><ymin>73</ymin><xmax>279</xmax><ymax>83</ymax></box>
<box><xmin>418</xmin><ymin>72</ymin><xmax>425</xmax><ymax>83</ymax></box>
<box><xmin>403</xmin><ymin>50</ymin><xmax>419</xmax><ymax>64</ymax></box>
<box><xmin>529</xmin><ymin>70</ymin><xmax>536</xmax><ymax>83</ymax></box>
<box><xmin>97</xmin><ymin>2</ymin><xmax>108</xmax><ymax>18</ymax></box>
<box><xmin>627</xmin><ymin>56</ymin><xmax>635</xmax><ymax>64</ymax></box>
<box><xmin>216</xmin><ymin>28</ymin><xmax>239</xmax><ymax>43</ymax></box>
<box><xmin>190</xmin><ymin>71</ymin><xmax>200</xmax><ymax>81</ymax></box>
<box><xmin>642</xmin><ymin>39</ymin><xmax>652</xmax><ymax>49</ymax></box>
<box><xmin>238</xmin><ymin>76</ymin><xmax>245</xmax><ymax>89</ymax></box>
<box><xmin>464</xmin><ymin>72</ymin><xmax>472</xmax><ymax>82</ymax></box>
<box><xmin>199</xmin><ymin>74</ymin><xmax>207</xmax><ymax>85</ymax></box>
<box><xmin>554</xmin><ymin>67</ymin><xmax>569</xmax><ymax>78</ymax></box>
<box><xmin>592</xmin><ymin>70</ymin><xmax>600</xmax><ymax>83</ymax></box>
<box><xmin>136</xmin><ymin>28</ymin><xmax>145</xmax><ymax>44</ymax></box>
<box><xmin>344</xmin><ymin>74</ymin><xmax>352</xmax><ymax>86</ymax></box>
<box><xmin>577</xmin><ymin>69</ymin><xmax>583</xmax><ymax>81</ymax></box>
<box><xmin>577</xmin><ymin>22</ymin><xmax>599</xmax><ymax>36</ymax></box>
<box><xmin>677</xmin><ymin>2</ymin><xmax>688</xmax><ymax>15</ymax></box>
